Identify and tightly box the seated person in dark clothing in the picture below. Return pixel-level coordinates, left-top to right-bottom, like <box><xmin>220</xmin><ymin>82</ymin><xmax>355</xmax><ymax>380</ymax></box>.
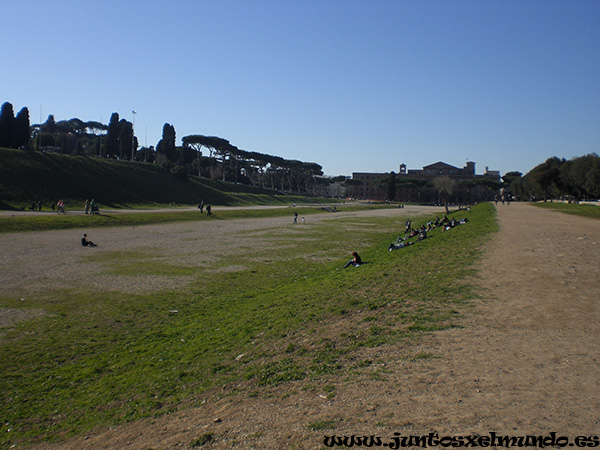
<box><xmin>81</xmin><ymin>233</ymin><xmax>97</xmax><ymax>247</ymax></box>
<box><xmin>343</xmin><ymin>251</ymin><xmax>362</xmax><ymax>268</ymax></box>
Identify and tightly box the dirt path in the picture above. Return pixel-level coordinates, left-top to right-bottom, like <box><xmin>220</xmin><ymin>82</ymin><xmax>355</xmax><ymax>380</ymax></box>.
<box><xmin>24</xmin><ymin>203</ymin><xmax>600</xmax><ymax>448</ymax></box>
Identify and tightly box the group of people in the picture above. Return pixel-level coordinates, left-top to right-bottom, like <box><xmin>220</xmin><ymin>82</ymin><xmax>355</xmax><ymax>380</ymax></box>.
<box><xmin>494</xmin><ymin>194</ymin><xmax>511</xmax><ymax>205</ymax></box>
<box><xmin>345</xmin><ymin>213</ymin><xmax>471</xmax><ymax>264</ymax></box>
<box><xmin>84</xmin><ymin>199</ymin><xmax>99</xmax><ymax>215</ymax></box>
<box><xmin>389</xmin><ymin>214</ymin><xmax>469</xmax><ymax>251</ymax></box>
<box><xmin>27</xmin><ymin>199</ymin><xmax>102</xmax><ymax>214</ymax></box>
<box><xmin>293</xmin><ymin>212</ymin><xmax>306</xmax><ymax>224</ymax></box>
<box><xmin>29</xmin><ymin>200</ymin><xmax>43</xmax><ymax>211</ymax></box>
<box><xmin>197</xmin><ymin>201</ymin><xmax>212</xmax><ymax>216</ymax></box>
<box><xmin>440</xmin><ymin>216</ymin><xmax>469</xmax><ymax>231</ymax></box>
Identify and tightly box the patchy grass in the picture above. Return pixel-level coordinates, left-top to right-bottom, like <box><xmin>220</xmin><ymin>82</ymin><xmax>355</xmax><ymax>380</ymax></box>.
<box><xmin>190</xmin><ymin>433</ymin><xmax>215</xmax><ymax>447</ymax></box>
<box><xmin>533</xmin><ymin>201</ymin><xmax>600</xmax><ymax>220</ymax></box>
<box><xmin>307</xmin><ymin>418</ymin><xmax>342</xmax><ymax>431</ymax></box>
<box><xmin>0</xmin><ymin>204</ymin><xmax>388</xmax><ymax>234</ymax></box>
<box><xmin>0</xmin><ymin>203</ymin><xmax>497</xmax><ymax>447</ymax></box>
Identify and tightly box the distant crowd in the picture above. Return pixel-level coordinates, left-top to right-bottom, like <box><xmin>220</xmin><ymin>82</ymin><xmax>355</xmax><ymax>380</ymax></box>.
<box><xmin>344</xmin><ymin>209</ymin><xmax>471</xmax><ymax>269</ymax></box>
<box><xmin>388</xmin><ymin>214</ymin><xmax>469</xmax><ymax>251</ymax></box>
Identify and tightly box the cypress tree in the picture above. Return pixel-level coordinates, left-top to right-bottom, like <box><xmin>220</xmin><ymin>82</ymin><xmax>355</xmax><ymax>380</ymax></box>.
<box><xmin>157</xmin><ymin>123</ymin><xmax>177</xmax><ymax>162</ymax></box>
<box><xmin>14</xmin><ymin>107</ymin><xmax>31</xmax><ymax>149</ymax></box>
<box><xmin>118</xmin><ymin>120</ymin><xmax>133</xmax><ymax>160</ymax></box>
<box><xmin>386</xmin><ymin>171</ymin><xmax>397</xmax><ymax>201</ymax></box>
<box><xmin>0</xmin><ymin>102</ymin><xmax>15</xmax><ymax>148</ymax></box>
<box><xmin>106</xmin><ymin>113</ymin><xmax>120</xmax><ymax>158</ymax></box>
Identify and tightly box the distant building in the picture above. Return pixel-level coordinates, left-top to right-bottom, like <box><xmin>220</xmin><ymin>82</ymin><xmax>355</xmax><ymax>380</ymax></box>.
<box><xmin>351</xmin><ymin>161</ymin><xmax>501</xmax><ymax>204</ymax></box>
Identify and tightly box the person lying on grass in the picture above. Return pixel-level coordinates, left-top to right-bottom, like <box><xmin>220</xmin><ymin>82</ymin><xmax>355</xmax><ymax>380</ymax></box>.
<box><xmin>389</xmin><ymin>241</ymin><xmax>415</xmax><ymax>251</ymax></box>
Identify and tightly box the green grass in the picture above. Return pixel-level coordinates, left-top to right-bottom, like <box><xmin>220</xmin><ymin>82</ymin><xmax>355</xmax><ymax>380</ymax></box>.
<box><xmin>0</xmin><ymin>204</ymin><xmax>388</xmax><ymax>234</ymax></box>
<box><xmin>307</xmin><ymin>418</ymin><xmax>341</xmax><ymax>431</ymax></box>
<box><xmin>190</xmin><ymin>433</ymin><xmax>215</xmax><ymax>447</ymax></box>
<box><xmin>0</xmin><ymin>206</ymin><xmax>311</xmax><ymax>233</ymax></box>
<box><xmin>0</xmin><ymin>147</ymin><xmax>336</xmax><ymax>210</ymax></box>
<box><xmin>0</xmin><ymin>203</ymin><xmax>497</xmax><ymax>447</ymax></box>
<box><xmin>532</xmin><ymin>201</ymin><xmax>600</xmax><ymax>219</ymax></box>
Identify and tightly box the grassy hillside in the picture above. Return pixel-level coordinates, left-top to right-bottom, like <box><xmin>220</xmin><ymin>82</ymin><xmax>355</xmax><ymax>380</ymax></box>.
<box><xmin>0</xmin><ymin>148</ymin><xmax>315</xmax><ymax>210</ymax></box>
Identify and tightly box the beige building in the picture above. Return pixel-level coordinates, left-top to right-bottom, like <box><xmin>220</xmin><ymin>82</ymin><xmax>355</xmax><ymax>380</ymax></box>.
<box><xmin>351</xmin><ymin>161</ymin><xmax>501</xmax><ymax>203</ymax></box>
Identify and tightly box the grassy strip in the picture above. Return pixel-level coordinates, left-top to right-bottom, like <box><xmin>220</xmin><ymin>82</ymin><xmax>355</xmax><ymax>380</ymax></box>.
<box><xmin>0</xmin><ymin>203</ymin><xmax>497</xmax><ymax>447</ymax></box>
<box><xmin>1</xmin><ymin>194</ymin><xmax>337</xmax><ymax>213</ymax></box>
<box><xmin>532</xmin><ymin>201</ymin><xmax>600</xmax><ymax>220</ymax></box>
<box><xmin>0</xmin><ymin>207</ymin><xmax>309</xmax><ymax>233</ymax></box>
<box><xmin>0</xmin><ymin>204</ymin><xmax>381</xmax><ymax>234</ymax></box>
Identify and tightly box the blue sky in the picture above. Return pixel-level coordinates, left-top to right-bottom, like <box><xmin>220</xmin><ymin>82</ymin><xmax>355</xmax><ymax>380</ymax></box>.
<box><xmin>3</xmin><ymin>1</ymin><xmax>599</xmax><ymax>177</ymax></box>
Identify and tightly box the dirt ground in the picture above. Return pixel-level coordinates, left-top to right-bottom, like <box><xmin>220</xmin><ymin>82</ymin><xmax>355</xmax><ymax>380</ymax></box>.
<box><xmin>6</xmin><ymin>203</ymin><xmax>600</xmax><ymax>449</ymax></box>
<box><xmin>0</xmin><ymin>205</ymin><xmax>439</xmax><ymax>299</ymax></box>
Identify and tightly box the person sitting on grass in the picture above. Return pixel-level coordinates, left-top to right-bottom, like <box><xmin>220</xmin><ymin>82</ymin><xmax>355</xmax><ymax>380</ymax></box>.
<box><xmin>343</xmin><ymin>251</ymin><xmax>362</xmax><ymax>268</ymax></box>
<box><xmin>443</xmin><ymin>217</ymin><xmax>457</xmax><ymax>231</ymax></box>
<box><xmin>81</xmin><ymin>234</ymin><xmax>97</xmax><ymax>247</ymax></box>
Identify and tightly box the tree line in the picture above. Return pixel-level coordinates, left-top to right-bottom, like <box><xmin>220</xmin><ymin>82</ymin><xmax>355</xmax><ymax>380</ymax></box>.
<box><xmin>377</xmin><ymin>155</ymin><xmax>600</xmax><ymax>204</ymax></box>
<box><xmin>505</xmin><ymin>154</ymin><xmax>600</xmax><ymax>201</ymax></box>
<box><xmin>0</xmin><ymin>101</ymin><xmax>330</xmax><ymax>196</ymax></box>
<box><xmin>2</xmin><ymin>100</ymin><xmax>598</xmax><ymax>201</ymax></box>
<box><xmin>365</xmin><ymin>172</ymin><xmax>502</xmax><ymax>208</ymax></box>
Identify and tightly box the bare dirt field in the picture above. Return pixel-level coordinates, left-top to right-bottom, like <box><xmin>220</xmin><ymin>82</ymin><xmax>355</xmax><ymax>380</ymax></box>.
<box><xmin>4</xmin><ymin>203</ymin><xmax>600</xmax><ymax>449</ymax></box>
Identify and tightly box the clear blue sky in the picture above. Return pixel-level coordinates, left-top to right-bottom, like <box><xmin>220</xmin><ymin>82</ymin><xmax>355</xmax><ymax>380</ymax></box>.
<box><xmin>4</xmin><ymin>0</ymin><xmax>599</xmax><ymax>177</ymax></box>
